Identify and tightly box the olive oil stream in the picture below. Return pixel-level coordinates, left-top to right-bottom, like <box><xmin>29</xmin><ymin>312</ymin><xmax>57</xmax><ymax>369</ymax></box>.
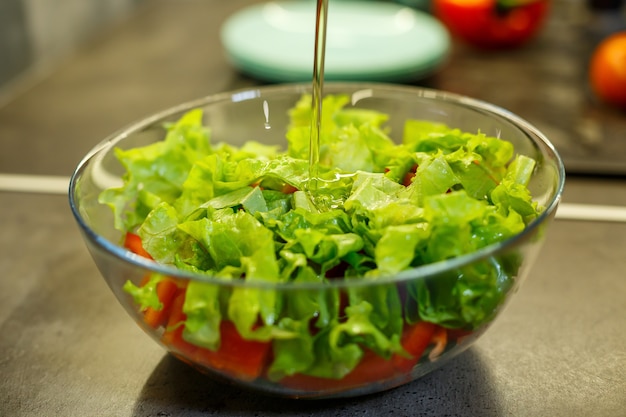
<box><xmin>307</xmin><ymin>0</ymin><xmax>329</xmax><ymax>196</ymax></box>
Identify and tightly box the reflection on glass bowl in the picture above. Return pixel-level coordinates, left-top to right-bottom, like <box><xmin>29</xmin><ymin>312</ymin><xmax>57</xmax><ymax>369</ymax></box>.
<box><xmin>69</xmin><ymin>83</ymin><xmax>564</xmax><ymax>399</ymax></box>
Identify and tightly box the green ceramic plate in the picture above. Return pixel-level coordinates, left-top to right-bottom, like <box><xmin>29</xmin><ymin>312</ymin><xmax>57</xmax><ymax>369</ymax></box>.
<box><xmin>220</xmin><ymin>0</ymin><xmax>450</xmax><ymax>82</ymax></box>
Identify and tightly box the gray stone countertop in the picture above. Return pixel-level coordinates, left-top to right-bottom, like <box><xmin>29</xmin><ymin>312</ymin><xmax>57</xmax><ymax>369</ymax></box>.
<box><xmin>1</xmin><ymin>1</ymin><xmax>625</xmax><ymax>416</ymax></box>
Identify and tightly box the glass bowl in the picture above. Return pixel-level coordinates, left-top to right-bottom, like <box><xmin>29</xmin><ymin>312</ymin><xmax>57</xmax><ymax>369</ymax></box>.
<box><xmin>69</xmin><ymin>82</ymin><xmax>564</xmax><ymax>399</ymax></box>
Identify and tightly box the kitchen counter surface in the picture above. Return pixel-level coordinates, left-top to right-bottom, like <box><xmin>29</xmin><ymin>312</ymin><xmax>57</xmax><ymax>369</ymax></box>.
<box><xmin>1</xmin><ymin>1</ymin><xmax>624</xmax><ymax>416</ymax></box>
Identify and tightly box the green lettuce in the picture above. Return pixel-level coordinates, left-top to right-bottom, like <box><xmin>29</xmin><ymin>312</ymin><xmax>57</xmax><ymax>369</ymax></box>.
<box><xmin>99</xmin><ymin>109</ymin><xmax>211</xmax><ymax>231</ymax></box>
<box><xmin>113</xmin><ymin>95</ymin><xmax>541</xmax><ymax>379</ymax></box>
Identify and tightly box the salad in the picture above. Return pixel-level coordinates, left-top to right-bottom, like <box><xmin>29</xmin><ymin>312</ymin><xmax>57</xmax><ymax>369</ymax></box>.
<box><xmin>99</xmin><ymin>94</ymin><xmax>539</xmax><ymax>392</ymax></box>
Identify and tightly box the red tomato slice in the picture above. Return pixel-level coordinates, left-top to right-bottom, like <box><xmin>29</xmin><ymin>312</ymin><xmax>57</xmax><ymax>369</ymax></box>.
<box><xmin>123</xmin><ymin>232</ymin><xmax>153</xmax><ymax>259</ymax></box>
<box><xmin>193</xmin><ymin>321</ymin><xmax>272</xmax><ymax>381</ymax></box>
<box><xmin>161</xmin><ymin>291</ymin><xmax>199</xmax><ymax>358</ymax></box>
<box><xmin>280</xmin><ymin>349</ymin><xmax>398</xmax><ymax>392</ymax></box>
<box><xmin>142</xmin><ymin>278</ymin><xmax>180</xmax><ymax>328</ymax></box>
<box><xmin>159</xmin><ymin>291</ymin><xmax>272</xmax><ymax>381</ymax></box>
<box><xmin>393</xmin><ymin>321</ymin><xmax>438</xmax><ymax>372</ymax></box>
<box><xmin>281</xmin><ymin>321</ymin><xmax>439</xmax><ymax>393</ymax></box>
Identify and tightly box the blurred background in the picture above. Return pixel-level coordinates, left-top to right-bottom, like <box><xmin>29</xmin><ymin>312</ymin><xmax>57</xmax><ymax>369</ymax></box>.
<box><xmin>0</xmin><ymin>0</ymin><xmax>143</xmax><ymax>103</ymax></box>
<box><xmin>1</xmin><ymin>0</ymin><xmax>625</xmax><ymax>176</ymax></box>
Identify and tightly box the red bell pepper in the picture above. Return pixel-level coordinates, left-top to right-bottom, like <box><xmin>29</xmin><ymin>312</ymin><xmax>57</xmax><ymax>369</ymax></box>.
<box><xmin>433</xmin><ymin>0</ymin><xmax>549</xmax><ymax>48</ymax></box>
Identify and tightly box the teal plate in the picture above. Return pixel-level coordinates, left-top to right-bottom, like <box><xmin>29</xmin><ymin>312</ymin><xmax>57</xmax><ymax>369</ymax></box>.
<box><xmin>220</xmin><ymin>0</ymin><xmax>451</xmax><ymax>83</ymax></box>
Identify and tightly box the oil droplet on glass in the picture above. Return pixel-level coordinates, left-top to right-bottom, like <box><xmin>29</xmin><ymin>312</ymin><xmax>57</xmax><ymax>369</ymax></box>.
<box><xmin>263</xmin><ymin>100</ymin><xmax>271</xmax><ymax>130</ymax></box>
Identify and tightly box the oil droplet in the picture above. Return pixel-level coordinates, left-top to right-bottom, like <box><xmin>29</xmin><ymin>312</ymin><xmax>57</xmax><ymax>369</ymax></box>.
<box><xmin>263</xmin><ymin>99</ymin><xmax>271</xmax><ymax>130</ymax></box>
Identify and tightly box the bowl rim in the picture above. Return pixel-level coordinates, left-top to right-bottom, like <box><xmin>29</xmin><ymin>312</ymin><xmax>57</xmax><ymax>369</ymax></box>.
<box><xmin>68</xmin><ymin>81</ymin><xmax>565</xmax><ymax>290</ymax></box>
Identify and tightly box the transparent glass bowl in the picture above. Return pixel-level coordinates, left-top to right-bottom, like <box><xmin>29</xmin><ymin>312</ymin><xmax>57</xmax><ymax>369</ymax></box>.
<box><xmin>69</xmin><ymin>83</ymin><xmax>564</xmax><ymax>399</ymax></box>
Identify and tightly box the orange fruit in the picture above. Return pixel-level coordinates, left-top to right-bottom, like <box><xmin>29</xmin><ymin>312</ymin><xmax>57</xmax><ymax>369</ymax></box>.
<box><xmin>589</xmin><ymin>31</ymin><xmax>626</xmax><ymax>108</ymax></box>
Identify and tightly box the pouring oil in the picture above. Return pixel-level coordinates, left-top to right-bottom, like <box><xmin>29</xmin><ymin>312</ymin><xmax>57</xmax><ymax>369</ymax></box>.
<box><xmin>307</xmin><ymin>0</ymin><xmax>329</xmax><ymax>195</ymax></box>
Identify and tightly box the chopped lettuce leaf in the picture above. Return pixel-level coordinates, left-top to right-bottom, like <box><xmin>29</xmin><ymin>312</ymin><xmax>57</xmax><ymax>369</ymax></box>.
<box><xmin>99</xmin><ymin>109</ymin><xmax>211</xmax><ymax>231</ymax></box>
<box><xmin>182</xmin><ymin>280</ymin><xmax>223</xmax><ymax>350</ymax></box>
<box><xmin>123</xmin><ymin>273</ymin><xmax>166</xmax><ymax>311</ymax></box>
